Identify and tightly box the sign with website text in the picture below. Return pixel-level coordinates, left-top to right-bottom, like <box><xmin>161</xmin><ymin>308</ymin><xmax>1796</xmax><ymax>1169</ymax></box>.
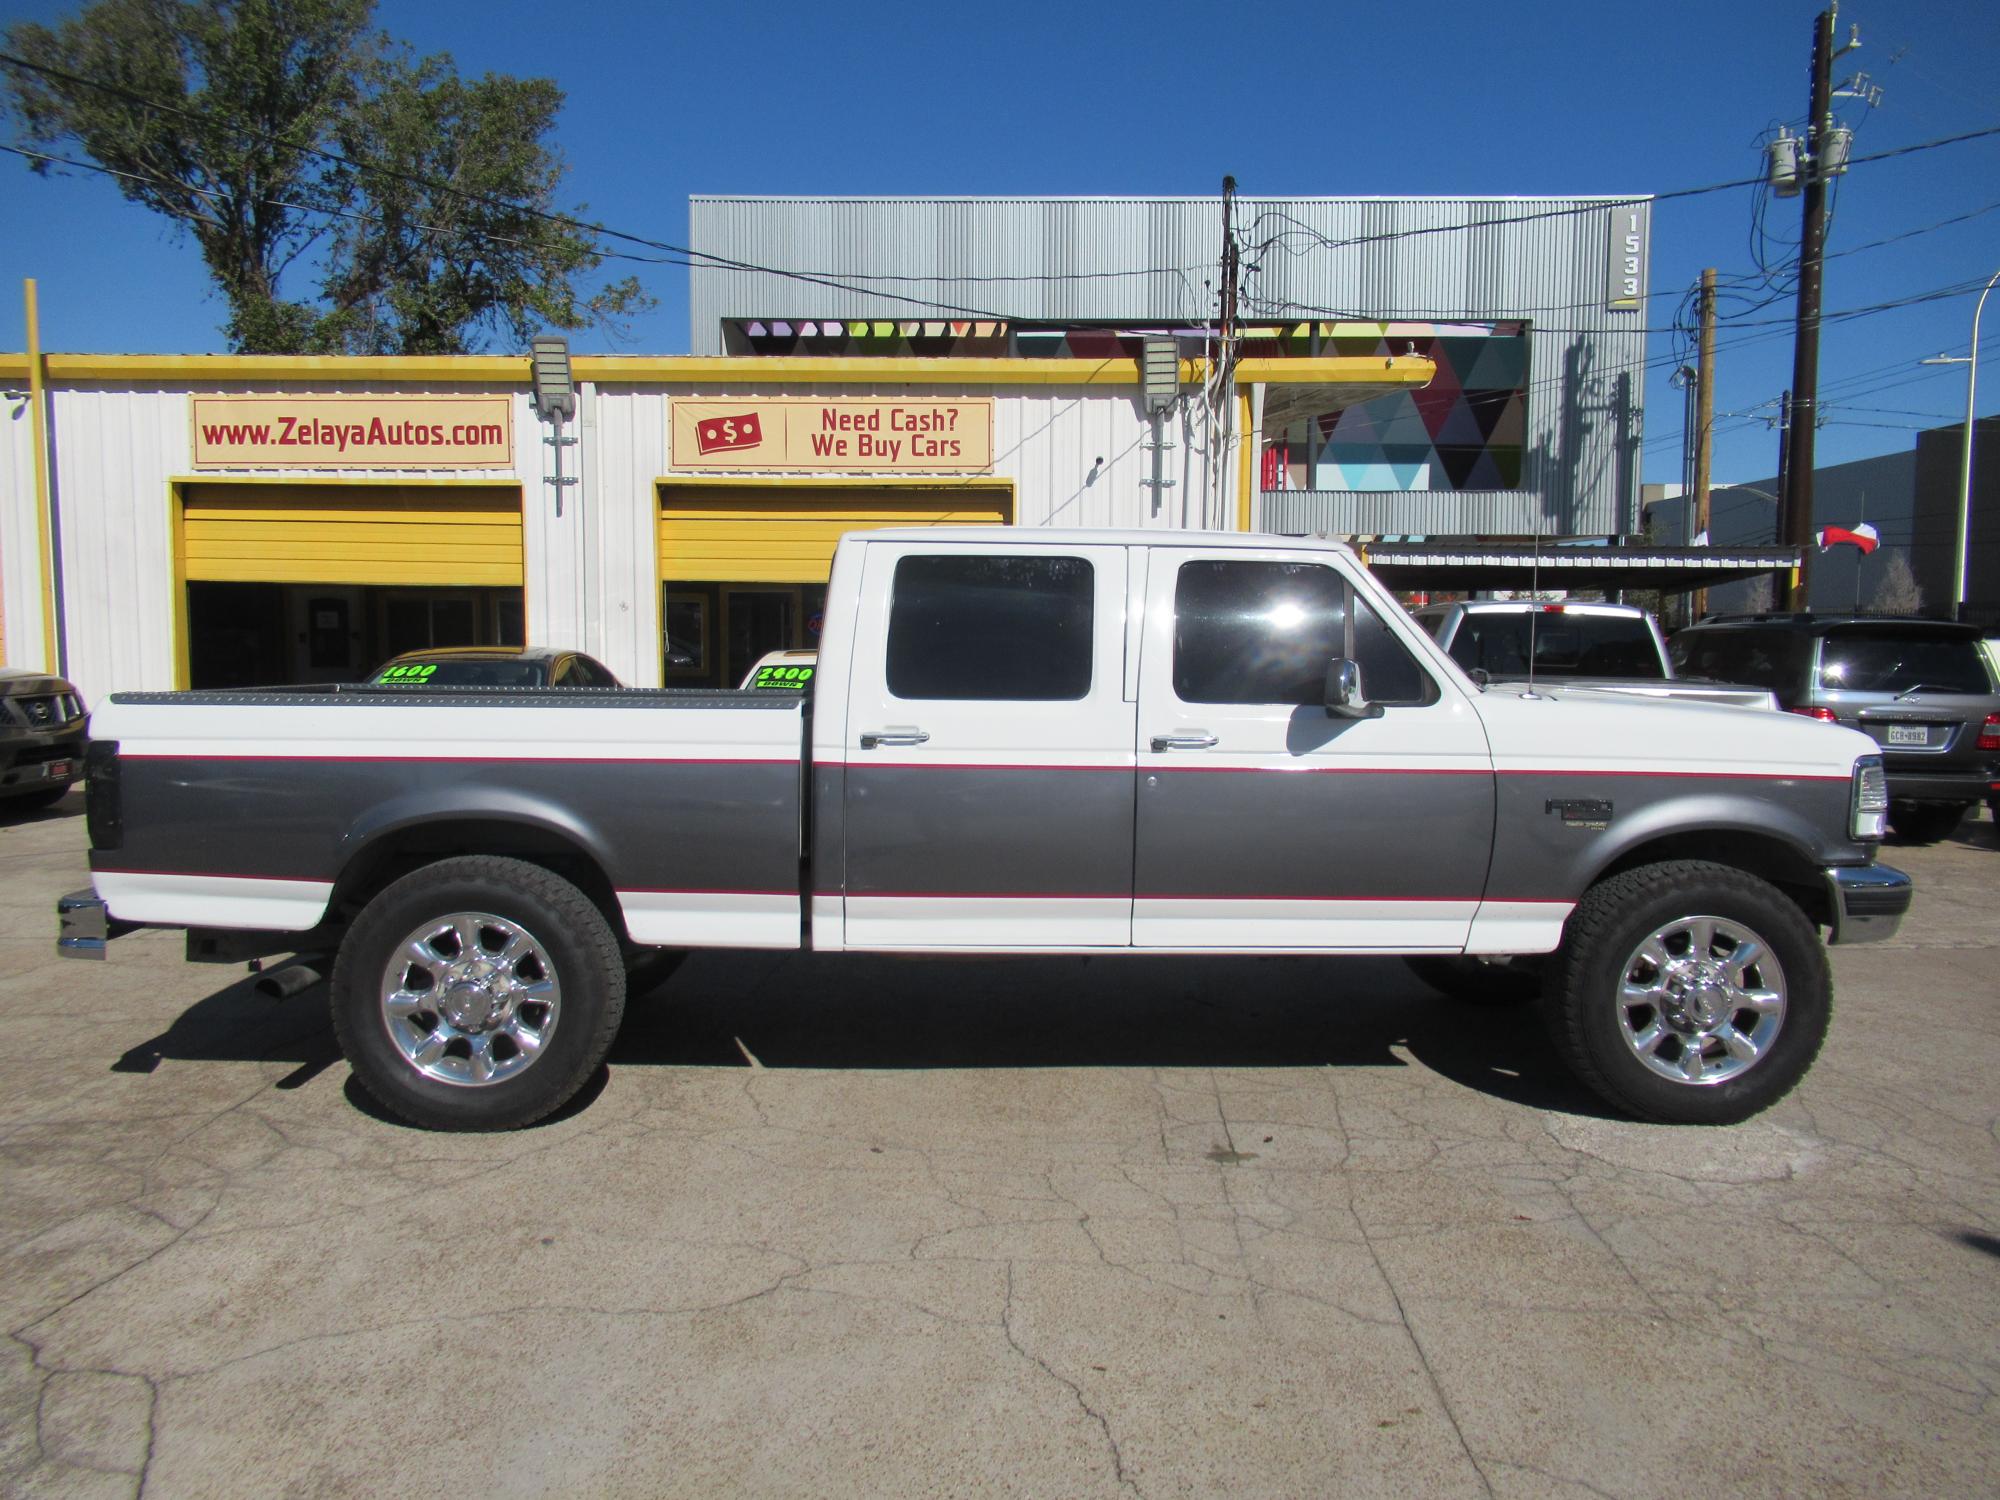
<box><xmin>191</xmin><ymin>394</ymin><xmax>514</xmax><ymax>469</ymax></box>
<box><xmin>671</xmin><ymin>398</ymin><xmax>992</xmax><ymax>473</ymax></box>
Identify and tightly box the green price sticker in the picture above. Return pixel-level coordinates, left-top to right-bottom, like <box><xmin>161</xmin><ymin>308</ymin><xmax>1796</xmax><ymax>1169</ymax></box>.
<box><xmin>752</xmin><ymin>666</ymin><xmax>814</xmax><ymax>690</ymax></box>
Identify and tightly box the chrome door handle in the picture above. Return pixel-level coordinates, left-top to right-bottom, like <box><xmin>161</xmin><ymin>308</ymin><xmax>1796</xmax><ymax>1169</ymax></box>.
<box><xmin>1150</xmin><ymin>730</ymin><xmax>1218</xmax><ymax>752</ymax></box>
<box><xmin>859</xmin><ymin>727</ymin><xmax>931</xmax><ymax>749</ymax></box>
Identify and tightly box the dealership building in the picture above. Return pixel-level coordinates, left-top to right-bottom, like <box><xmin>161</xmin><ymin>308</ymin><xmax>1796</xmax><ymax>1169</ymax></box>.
<box><xmin>4</xmin><ymin>193</ymin><xmax>1791</xmax><ymax>699</ymax></box>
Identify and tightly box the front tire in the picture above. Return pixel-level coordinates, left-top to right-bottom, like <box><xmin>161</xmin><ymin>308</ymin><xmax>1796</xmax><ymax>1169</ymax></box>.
<box><xmin>331</xmin><ymin>856</ymin><xmax>626</xmax><ymax>1131</ymax></box>
<box><xmin>1545</xmin><ymin>860</ymin><xmax>1829</xmax><ymax>1125</ymax></box>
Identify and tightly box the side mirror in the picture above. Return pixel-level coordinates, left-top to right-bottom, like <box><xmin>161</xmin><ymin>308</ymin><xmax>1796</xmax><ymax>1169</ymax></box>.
<box><xmin>1324</xmin><ymin>657</ymin><xmax>1385</xmax><ymax>719</ymax></box>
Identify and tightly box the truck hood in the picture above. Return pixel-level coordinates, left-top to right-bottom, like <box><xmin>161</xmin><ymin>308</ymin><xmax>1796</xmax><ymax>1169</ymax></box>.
<box><xmin>1467</xmin><ymin>681</ymin><xmax>1875</xmax><ymax>779</ymax></box>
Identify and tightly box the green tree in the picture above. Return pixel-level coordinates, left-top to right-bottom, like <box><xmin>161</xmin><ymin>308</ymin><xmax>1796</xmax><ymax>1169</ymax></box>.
<box><xmin>4</xmin><ymin>0</ymin><xmax>647</xmax><ymax>353</ymax></box>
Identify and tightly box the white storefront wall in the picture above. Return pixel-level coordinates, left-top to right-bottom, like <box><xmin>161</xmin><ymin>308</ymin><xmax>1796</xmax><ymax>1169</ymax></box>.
<box><xmin>1</xmin><ymin>377</ymin><xmax>1217</xmax><ymax>697</ymax></box>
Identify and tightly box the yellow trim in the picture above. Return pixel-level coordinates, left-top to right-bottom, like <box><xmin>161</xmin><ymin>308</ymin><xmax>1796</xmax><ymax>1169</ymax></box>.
<box><xmin>172</xmin><ymin>473</ymin><xmax>519</xmax><ymax>489</ymax></box>
<box><xmin>24</xmin><ymin>281</ymin><xmax>59</xmax><ymax>671</ymax></box>
<box><xmin>1235</xmin><ymin>355</ymin><xmax>1433</xmax><ymax>385</ymax></box>
<box><xmin>1236</xmin><ymin>391</ymin><xmax>1255</xmax><ymax>533</ymax></box>
<box><xmin>657</xmin><ymin>478</ymin><xmax>1016</xmax><ymax>500</ymax></box>
<box><xmin>169</xmin><ymin>482</ymin><xmax>190</xmax><ymax>689</ymax></box>
<box><xmin>49</xmin><ymin>354</ymin><xmax>526</xmax><ymax>382</ymax></box>
<box><xmin>6</xmin><ymin>351</ymin><xmax>1434</xmax><ymax>390</ymax></box>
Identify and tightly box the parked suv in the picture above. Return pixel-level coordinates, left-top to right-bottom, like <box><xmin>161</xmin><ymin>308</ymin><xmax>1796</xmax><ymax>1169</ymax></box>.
<box><xmin>1672</xmin><ymin>614</ymin><xmax>2000</xmax><ymax>843</ymax></box>
<box><xmin>0</xmin><ymin>668</ymin><xmax>89</xmax><ymax>811</ymax></box>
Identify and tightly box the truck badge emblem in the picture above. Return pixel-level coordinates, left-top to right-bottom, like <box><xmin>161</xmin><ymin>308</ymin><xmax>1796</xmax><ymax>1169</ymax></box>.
<box><xmin>1546</xmin><ymin>798</ymin><xmax>1612</xmax><ymax>829</ymax></box>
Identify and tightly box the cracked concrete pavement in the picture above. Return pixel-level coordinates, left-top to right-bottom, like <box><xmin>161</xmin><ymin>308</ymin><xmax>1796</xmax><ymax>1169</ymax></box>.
<box><xmin>3</xmin><ymin>792</ymin><xmax>1997</xmax><ymax>1497</ymax></box>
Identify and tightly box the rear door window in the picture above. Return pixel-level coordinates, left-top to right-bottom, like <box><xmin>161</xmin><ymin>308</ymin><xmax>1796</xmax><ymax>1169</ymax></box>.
<box><xmin>886</xmin><ymin>554</ymin><xmax>1094</xmax><ymax>701</ymax></box>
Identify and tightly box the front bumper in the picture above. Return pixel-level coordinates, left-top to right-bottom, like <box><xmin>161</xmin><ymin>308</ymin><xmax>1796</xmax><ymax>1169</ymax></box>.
<box><xmin>0</xmin><ymin>729</ymin><xmax>87</xmax><ymax>796</ymax></box>
<box><xmin>1822</xmin><ymin>863</ymin><xmax>1913</xmax><ymax>945</ymax></box>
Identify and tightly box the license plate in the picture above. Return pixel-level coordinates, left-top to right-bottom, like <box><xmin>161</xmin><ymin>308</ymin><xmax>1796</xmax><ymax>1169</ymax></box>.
<box><xmin>1885</xmin><ymin>725</ymin><xmax>1928</xmax><ymax>746</ymax></box>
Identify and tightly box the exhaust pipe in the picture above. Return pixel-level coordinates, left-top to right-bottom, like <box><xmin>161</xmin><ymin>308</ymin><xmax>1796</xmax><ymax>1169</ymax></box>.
<box><xmin>253</xmin><ymin>960</ymin><xmax>325</xmax><ymax>1000</ymax></box>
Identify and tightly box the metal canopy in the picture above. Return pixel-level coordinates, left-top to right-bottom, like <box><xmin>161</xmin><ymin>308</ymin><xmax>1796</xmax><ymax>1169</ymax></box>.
<box><xmin>1349</xmin><ymin>542</ymin><xmax>1801</xmax><ymax>593</ymax></box>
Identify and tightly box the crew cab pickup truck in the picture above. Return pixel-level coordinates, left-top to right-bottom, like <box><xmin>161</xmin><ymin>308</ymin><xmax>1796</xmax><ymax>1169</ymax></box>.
<box><xmin>60</xmin><ymin>529</ymin><xmax>1912</xmax><ymax>1132</ymax></box>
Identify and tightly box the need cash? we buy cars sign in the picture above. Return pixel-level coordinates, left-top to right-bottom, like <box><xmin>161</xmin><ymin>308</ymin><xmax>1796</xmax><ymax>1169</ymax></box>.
<box><xmin>671</xmin><ymin>398</ymin><xmax>992</xmax><ymax>473</ymax></box>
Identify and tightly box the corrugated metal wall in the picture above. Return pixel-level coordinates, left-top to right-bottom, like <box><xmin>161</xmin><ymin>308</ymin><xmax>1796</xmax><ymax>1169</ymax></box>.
<box><xmin>29</xmin><ymin>382</ymin><xmax>581</xmax><ymax>698</ymax></box>
<box><xmin>21</xmin><ymin>380</ymin><xmax>1204</xmax><ymax>696</ymax></box>
<box><xmin>688</xmin><ymin>196</ymin><xmax>1649</xmax><ymax>536</ymax></box>
<box><xmin>0</xmin><ymin>396</ymin><xmax>39</xmax><ymax>669</ymax></box>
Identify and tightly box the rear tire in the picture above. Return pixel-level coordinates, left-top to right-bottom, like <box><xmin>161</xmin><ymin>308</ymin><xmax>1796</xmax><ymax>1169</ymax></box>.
<box><xmin>331</xmin><ymin>855</ymin><xmax>626</xmax><ymax>1131</ymax></box>
<box><xmin>1888</xmin><ymin>801</ymin><xmax>1968</xmax><ymax>845</ymax></box>
<box><xmin>1545</xmin><ymin>860</ymin><xmax>1829</xmax><ymax>1125</ymax></box>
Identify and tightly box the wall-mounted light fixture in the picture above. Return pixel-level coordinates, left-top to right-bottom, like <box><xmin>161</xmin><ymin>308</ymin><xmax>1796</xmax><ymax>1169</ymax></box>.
<box><xmin>530</xmin><ymin>335</ymin><xmax>579</xmax><ymax>516</ymax></box>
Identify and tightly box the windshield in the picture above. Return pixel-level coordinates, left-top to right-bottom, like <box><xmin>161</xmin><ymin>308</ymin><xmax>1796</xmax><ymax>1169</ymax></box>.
<box><xmin>372</xmin><ymin>660</ymin><xmax>545</xmax><ymax>687</ymax></box>
<box><xmin>1817</xmin><ymin>630</ymin><xmax>1991</xmax><ymax>694</ymax></box>
<box><xmin>1446</xmin><ymin>612</ymin><xmax>1664</xmax><ymax>679</ymax></box>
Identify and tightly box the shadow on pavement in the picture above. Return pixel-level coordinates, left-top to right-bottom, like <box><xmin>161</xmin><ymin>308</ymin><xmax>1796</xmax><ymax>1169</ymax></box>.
<box><xmin>104</xmin><ymin>947</ymin><xmax>1612</xmax><ymax>1121</ymax></box>
<box><xmin>0</xmin><ymin>790</ymin><xmax>85</xmax><ymax>826</ymax></box>
<box><xmin>1957</xmin><ymin>1230</ymin><xmax>2000</xmax><ymax>1260</ymax></box>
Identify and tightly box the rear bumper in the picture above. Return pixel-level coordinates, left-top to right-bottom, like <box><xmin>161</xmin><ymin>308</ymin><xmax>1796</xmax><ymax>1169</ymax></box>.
<box><xmin>56</xmin><ymin>889</ymin><xmax>137</xmax><ymax>959</ymax></box>
<box><xmin>1822</xmin><ymin>863</ymin><xmax>1912</xmax><ymax>945</ymax></box>
<box><xmin>1882</xmin><ymin>767</ymin><xmax>1996</xmax><ymax>804</ymax></box>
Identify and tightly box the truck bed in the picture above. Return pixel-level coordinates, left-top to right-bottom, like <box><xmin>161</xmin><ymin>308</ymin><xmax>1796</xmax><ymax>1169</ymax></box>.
<box><xmin>87</xmin><ymin>687</ymin><xmax>809</xmax><ymax>948</ymax></box>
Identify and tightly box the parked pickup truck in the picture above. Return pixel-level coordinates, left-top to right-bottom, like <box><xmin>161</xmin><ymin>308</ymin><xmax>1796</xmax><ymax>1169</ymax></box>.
<box><xmin>1411</xmin><ymin>600</ymin><xmax>1780</xmax><ymax>711</ymax></box>
<box><xmin>60</xmin><ymin>528</ymin><xmax>1911</xmax><ymax>1131</ymax></box>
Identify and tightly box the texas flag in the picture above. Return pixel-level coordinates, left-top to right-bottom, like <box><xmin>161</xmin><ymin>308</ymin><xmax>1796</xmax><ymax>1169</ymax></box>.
<box><xmin>1816</xmin><ymin>522</ymin><xmax>1880</xmax><ymax>555</ymax></box>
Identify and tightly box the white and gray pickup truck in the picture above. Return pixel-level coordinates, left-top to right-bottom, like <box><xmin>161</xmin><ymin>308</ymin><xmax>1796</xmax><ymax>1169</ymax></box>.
<box><xmin>60</xmin><ymin>528</ymin><xmax>1911</xmax><ymax>1132</ymax></box>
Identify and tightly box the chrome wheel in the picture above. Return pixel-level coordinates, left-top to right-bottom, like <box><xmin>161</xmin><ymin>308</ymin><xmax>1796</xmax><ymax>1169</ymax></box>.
<box><xmin>1615</xmin><ymin>914</ymin><xmax>1786</xmax><ymax>1087</ymax></box>
<box><xmin>379</xmin><ymin>912</ymin><xmax>561</xmax><ymax>1087</ymax></box>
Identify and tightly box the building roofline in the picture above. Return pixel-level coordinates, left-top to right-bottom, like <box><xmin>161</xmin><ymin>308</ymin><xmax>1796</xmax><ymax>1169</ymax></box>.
<box><xmin>0</xmin><ymin>352</ymin><xmax>1435</xmax><ymax>389</ymax></box>
<box><xmin>691</xmin><ymin>193</ymin><xmax>1655</xmax><ymax>206</ymax></box>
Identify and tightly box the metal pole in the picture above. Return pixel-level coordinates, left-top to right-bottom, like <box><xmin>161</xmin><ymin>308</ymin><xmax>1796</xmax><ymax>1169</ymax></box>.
<box><xmin>1782</xmin><ymin>5</ymin><xmax>1837</xmax><ymax>610</ymax></box>
<box><xmin>1951</xmin><ymin>268</ymin><xmax>1999</xmax><ymax>616</ymax></box>
<box><xmin>23</xmin><ymin>279</ymin><xmax>62</xmax><ymax>673</ymax></box>
<box><xmin>1693</xmin><ymin>267</ymin><xmax>1717</xmax><ymax>617</ymax></box>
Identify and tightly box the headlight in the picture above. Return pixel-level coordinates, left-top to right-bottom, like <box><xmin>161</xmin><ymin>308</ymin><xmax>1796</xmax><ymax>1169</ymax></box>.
<box><xmin>1850</xmin><ymin>755</ymin><xmax>1889</xmax><ymax>840</ymax></box>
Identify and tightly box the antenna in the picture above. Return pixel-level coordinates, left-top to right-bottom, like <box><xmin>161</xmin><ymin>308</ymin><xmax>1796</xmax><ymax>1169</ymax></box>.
<box><xmin>1522</xmin><ymin>530</ymin><xmax>1544</xmax><ymax>700</ymax></box>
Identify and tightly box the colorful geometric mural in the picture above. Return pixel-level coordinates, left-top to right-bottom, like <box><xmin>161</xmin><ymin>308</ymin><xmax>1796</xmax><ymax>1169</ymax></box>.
<box><xmin>1267</xmin><ymin>323</ymin><xmax>1528</xmax><ymax>493</ymax></box>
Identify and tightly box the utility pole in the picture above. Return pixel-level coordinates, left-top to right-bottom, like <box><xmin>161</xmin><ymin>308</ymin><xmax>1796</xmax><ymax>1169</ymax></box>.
<box><xmin>1774</xmin><ymin>389</ymin><xmax>1792</xmax><ymax>602</ymax></box>
<box><xmin>1213</xmin><ymin>175</ymin><xmax>1240</xmax><ymax>532</ymax></box>
<box><xmin>1779</xmin><ymin>4</ymin><xmax>1856</xmax><ymax>610</ymax></box>
<box><xmin>1692</xmin><ymin>267</ymin><xmax>1717</xmax><ymax>617</ymax></box>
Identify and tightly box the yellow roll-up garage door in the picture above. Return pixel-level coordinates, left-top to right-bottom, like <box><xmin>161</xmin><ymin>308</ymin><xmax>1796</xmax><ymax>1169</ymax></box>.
<box><xmin>658</xmin><ymin>486</ymin><xmax>1011</xmax><ymax>584</ymax></box>
<box><xmin>181</xmin><ymin>484</ymin><xmax>524</xmax><ymax>586</ymax></box>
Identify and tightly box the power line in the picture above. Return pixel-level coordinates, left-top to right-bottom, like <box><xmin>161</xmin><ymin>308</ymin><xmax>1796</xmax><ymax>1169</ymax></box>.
<box><xmin>10</xmin><ymin>45</ymin><xmax>2000</xmax><ymax>326</ymax></box>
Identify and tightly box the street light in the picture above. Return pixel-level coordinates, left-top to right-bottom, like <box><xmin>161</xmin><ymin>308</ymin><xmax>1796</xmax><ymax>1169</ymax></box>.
<box><xmin>1921</xmin><ymin>264</ymin><xmax>2000</xmax><ymax>619</ymax></box>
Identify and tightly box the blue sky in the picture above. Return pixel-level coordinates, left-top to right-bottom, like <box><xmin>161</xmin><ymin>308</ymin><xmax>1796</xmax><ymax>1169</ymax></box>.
<box><xmin>2</xmin><ymin>0</ymin><xmax>1996</xmax><ymax>491</ymax></box>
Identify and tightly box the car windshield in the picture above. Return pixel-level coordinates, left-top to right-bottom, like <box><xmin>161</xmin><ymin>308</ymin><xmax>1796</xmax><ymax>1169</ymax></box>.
<box><xmin>1446</xmin><ymin>612</ymin><xmax>1663</xmax><ymax>679</ymax></box>
<box><xmin>1816</xmin><ymin>630</ymin><xmax>1991</xmax><ymax>694</ymax></box>
<box><xmin>372</xmin><ymin>660</ymin><xmax>545</xmax><ymax>687</ymax></box>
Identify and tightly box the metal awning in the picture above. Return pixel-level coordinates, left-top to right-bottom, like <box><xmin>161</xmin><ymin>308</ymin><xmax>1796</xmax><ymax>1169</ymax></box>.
<box><xmin>1351</xmin><ymin>543</ymin><xmax>1801</xmax><ymax>593</ymax></box>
